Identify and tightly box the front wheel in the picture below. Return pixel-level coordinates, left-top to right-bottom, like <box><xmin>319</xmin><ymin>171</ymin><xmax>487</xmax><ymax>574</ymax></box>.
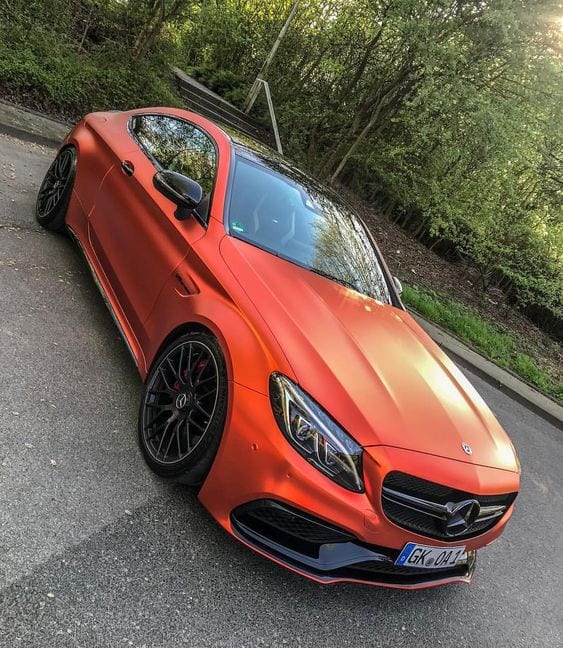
<box><xmin>35</xmin><ymin>146</ymin><xmax>76</xmax><ymax>232</ymax></box>
<box><xmin>138</xmin><ymin>331</ymin><xmax>228</xmax><ymax>485</ymax></box>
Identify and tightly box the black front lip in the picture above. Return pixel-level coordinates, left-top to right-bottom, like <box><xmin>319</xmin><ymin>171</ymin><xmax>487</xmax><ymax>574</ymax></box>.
<box><xmin>234</xmin><ymin>517</ymin><xmax>395</xmax><ymax>572</ymax></box>
<box><xmin>230</xmin><ymin>504</ymin><xmax>476</xmax><ymax>587</ymax></box>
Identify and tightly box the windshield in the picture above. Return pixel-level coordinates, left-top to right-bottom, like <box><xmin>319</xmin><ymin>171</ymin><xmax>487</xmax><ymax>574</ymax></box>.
<box><xmin>227</xmin><ymin>154</ymin><xmax>392</xmax><ymax>303</ymax></box>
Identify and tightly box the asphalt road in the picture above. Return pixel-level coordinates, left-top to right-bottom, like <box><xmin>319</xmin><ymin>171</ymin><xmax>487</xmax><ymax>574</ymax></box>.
<box><xmin>0</xmin><ymin>133</ymin><xmax>561</xmax><ymax>648</ymax></box>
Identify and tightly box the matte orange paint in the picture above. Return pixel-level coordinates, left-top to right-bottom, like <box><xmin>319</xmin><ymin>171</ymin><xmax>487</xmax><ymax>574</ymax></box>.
<box><xmin>62</xmin><ymin>108</ymin><xmax>520</xmax><ymax>588</ymax></box>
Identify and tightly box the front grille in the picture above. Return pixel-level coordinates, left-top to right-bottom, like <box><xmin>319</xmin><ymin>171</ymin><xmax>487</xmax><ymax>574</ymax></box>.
<box><xmin>381</xmin><ymin>471</ymin><xmax>517</xmax><ymax>541</ymax></box>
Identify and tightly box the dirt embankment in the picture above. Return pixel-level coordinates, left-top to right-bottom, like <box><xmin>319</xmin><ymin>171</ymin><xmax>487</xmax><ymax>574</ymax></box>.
<box><xmin>359</xmin><ymin>204</ymin><xmax>562</xmax><ymax>383</ymax></box>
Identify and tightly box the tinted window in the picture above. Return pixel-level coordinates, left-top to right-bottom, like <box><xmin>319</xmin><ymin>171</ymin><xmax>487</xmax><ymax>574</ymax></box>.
<box><xmin>228</xmin><ymin>154</ymin><xmax>391</xmax><ymax>303</ymax></box>
<box><xmin>132</xmin><ymin>115</ymin><xmax>217</xmax><ymax>219</ymax></box>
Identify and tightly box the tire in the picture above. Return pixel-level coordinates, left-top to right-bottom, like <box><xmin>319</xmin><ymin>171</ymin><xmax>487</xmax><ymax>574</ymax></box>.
<box><xmin>35</xmin><ymin>146</ymin><xmax>76</xmax><ymax>232</ymax></box>
<box><xmin>138</xmin><ymin>330</ymin><xmax>228</xmax><ymax>486</ymax></box>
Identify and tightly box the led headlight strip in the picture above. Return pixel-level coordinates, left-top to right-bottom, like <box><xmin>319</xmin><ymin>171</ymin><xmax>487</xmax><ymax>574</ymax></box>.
<box><xmin>269</xmin><ymin>373</ymin><xmax>364</xmax><ymax>492</ymax></box>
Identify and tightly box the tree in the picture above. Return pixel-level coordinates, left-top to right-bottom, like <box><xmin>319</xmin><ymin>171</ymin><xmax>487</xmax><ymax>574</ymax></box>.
<box><xmin>132</xmin><ymin>0</ymin><xmax>197</xmax><ymax>62</ymax></box>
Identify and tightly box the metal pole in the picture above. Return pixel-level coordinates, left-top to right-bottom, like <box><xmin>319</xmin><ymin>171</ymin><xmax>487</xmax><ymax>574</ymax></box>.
<box><xmin>261</xmin><ymin>80</ymin><xmax>284</xmax><ymax>155</ymax></box>
<box><xmin>245</xmin><ymin>79</ymin><xmax>262</xmax><ymax>114</ymax></box>
<box><xmin>244</xmin><ymin>0</ymin><xmax>300</xmax><ymax>112</ymax></box>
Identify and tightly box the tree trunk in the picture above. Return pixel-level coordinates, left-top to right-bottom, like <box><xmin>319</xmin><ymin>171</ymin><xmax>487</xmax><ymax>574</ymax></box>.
<box><xmin>318</xmin><ymin>65</ymin><xmax>417</xmax><ymax>179</ymax></box>
<box><xmin>330</xmin><ymin>104</ymin><xmax>383</xmax><ymax>181</ymax></box>
<box><xmin>330</xmin><ymin>76</ymin><xmax>410</xmax><ymax>181</ymax></box>
<box><xmin>336</xmin><ymin>4</ymin><xmax>390</xmax><ymax>101</ymax></box>
<box><xmin>133</xmin><ymin>19</ymin><xmax>164</xmax><ymax>61</ymax></box>
<box><xmin>77</xmin><ymin>3</ymin><xmax>95</xmax><ymax>52</ymax></box>
<box><xmin>132</xmin><ymin>0</ymin><xmax>184</xmax><ymax>62</ymax></box>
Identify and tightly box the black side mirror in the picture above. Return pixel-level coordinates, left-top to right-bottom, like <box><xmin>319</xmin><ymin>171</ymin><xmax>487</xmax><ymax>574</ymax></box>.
<box><xmin>153</xmin><ymin>170</ymin><xmax>203</xmax><ymax>220</ymax></box>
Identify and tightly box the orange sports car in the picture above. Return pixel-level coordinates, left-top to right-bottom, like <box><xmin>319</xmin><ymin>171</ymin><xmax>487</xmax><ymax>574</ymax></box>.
<box><xmin>36</xmin><ymin>107</ymin><xmax>520</xmax><ymax>588</ymax></box>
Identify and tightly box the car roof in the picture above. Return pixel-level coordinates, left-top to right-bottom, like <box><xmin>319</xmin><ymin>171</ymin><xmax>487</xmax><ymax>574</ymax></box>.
<box><xmin>213</xmin><ymin>121</ymin><xmax>327</xmax><ymax>192</ymax></box>
<box><xmin>218</xmin><ymin>122</ymin><xmax>278</xmax><ymax>157</ymax></box>
<box><xmin>226</xmin><ymin>136</ymin><xmax>345</xmax><ymax>211</ymax></box>
<box><xmin>173</xmin><ymin>108</ymin><xmax>361</xmax><ymax>217</ymax></box>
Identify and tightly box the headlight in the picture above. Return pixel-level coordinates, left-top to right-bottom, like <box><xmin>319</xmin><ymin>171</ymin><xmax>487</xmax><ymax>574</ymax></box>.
<box><xmin>269</xmin><ymin>373</ymin><xmax>364</xmax><ymax>493</ymax></box>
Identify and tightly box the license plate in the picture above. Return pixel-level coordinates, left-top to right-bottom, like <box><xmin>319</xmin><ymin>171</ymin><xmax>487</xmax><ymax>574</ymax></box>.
<box><xmin>395</xmin><ymin>542</ymin><xmax>466</xmax><ymax>569</ymax></box>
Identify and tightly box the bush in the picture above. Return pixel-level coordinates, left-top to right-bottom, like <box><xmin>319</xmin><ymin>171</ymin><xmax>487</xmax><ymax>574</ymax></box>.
<box><xmin>0</xmin><ymin>18</ymin><xmax>181</xmax><ymax>120</ymax></box>
<box><xmin>185</xmin><ymin>66</ymin><xmax>247</xmax><ymax>108</ymax></box>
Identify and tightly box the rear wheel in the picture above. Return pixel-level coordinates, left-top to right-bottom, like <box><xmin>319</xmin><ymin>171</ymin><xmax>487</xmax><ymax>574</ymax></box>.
<box><xmin>35</xmin><ymin>146</ymin><xmax>76</xmax><ymax>232</ymax></box>
<box><xmin>138</xmin><ymin>331</ymin><xmax>228</xmax><ymax>485</ymax></box>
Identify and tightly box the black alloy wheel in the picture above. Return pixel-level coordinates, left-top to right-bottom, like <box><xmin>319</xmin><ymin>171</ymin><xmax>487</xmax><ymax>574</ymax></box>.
<box><xmin>138</xmin><ymin>331</ymin><xmax>228</xmax><ymax>484</ymax></box>
<box><xmin>35</xmin><ymin>146</ymin><xmax>76</xmax><ymax>232</ymax></box>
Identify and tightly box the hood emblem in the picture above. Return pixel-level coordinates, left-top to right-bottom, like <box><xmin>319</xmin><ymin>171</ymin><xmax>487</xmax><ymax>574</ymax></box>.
<box><xmin>462</xmin><ymin>442</ymin><xmax>472</xmax><ymax>455</ymax></box>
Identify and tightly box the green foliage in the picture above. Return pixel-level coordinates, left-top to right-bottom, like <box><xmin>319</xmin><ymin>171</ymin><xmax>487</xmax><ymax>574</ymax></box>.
<box><xmin>175</xmin><ymin>0</ymin><xmax>562</xmax><ymax>333</ymax></box>
<box><xmin>0</xmin><ymin>1</ymin><xmax>181</xmax><ymax>117</ymax></box>
<box><xmin>185</xmin><ymin>66</ymin><xmax>247</xmax><ymax>108</ymax></box>
<box><xmin>0</xmin><ymin>0</ymin><xmax>561</xmax><ymax>339</ymax></box>
<box><xmin>402</xmin><ymin>284</ymin><xmax>563</xmax><ymax>401</ymax></box>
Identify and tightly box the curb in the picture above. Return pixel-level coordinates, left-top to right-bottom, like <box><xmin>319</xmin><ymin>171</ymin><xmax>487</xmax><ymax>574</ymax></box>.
<box><xmin>0</xmin><ymin>100</ymin><xmax>69</xmax><ymax>147</ymax></box>
<box><xmin>1</xmin><ymin>98</ymin><xmax>560</xmax><ymax>428</ymax></box>
<box><xmin>411</xmin><ymin>311</ymin><xmax>563</xmax><ymax>429</ymax></box>
<box><xmin>0</xmin><ymin>122</ymin><xmax>60</xmax><ymax>148</ymax></box>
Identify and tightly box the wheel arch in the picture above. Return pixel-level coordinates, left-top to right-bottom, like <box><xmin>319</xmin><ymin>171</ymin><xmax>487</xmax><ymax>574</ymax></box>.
<box><xmin>64</xmin><ymin>112</ymin><xmax>136</xmax><ymax>214</ymax></box>
<box><xmin>142</xmin><ymin>289</ymin><xmax>295</xmax><ymax>396</ymax></box>
<box><xmin>64</xmin><ymin>121</ymin><xmax>112</xmax><ymax>213</ymax></box>
<box><xmin>150</xmin><ymin>321</ymin><xmax>220</xmax><ymax>372</ymax></box>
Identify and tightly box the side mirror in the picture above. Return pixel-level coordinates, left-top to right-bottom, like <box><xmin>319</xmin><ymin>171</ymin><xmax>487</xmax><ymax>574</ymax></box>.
<box><xmin>393</xmin><ymin>276</ymin><xmax>403</xmax><ymax>295</ymax></box>
<box><xmin>153</xmin><ymin>170</ymin><xmax>203</xmax><ymax>220</ymax></box>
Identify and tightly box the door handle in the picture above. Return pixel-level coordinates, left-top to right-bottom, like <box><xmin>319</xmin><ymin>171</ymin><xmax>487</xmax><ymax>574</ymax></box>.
<box><xmin>121</xmin><ymin>160</ymin><xmax>134</xmax><ymax>176</ymax></box>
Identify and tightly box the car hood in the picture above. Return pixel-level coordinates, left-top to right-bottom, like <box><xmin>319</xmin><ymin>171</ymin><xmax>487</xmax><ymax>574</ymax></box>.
<box><xmin>220</xmin><ymin>236</ymin><xmax>519</xmax><ymax>473</ymax></box>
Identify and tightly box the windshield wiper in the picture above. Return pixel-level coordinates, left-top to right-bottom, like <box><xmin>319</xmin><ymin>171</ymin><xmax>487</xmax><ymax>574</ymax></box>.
<box><xmin>310</xmin><ymin>268</ymin><xmax>358</xmax><ymax>292</ymax></box>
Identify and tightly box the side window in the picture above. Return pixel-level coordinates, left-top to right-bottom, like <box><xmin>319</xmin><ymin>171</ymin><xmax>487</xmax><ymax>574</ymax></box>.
<box><xmin>131</xmin><ymin>114</ymin><xmax>217</xmax><ymax>220</ymax></box>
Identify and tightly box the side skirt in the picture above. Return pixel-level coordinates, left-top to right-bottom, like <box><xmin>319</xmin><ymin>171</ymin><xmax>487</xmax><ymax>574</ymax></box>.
<box><xmin>67</xmin><ymin>225</ymin><xmax>142</xmax><ymax>370</ymax></box>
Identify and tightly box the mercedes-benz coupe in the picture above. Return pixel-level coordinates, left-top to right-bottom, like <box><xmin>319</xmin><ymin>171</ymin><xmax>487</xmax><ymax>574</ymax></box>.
<box><xmin>36</xmin><ymin>107</ymin><xmax>520</xmax><ymax>588</ymax></box>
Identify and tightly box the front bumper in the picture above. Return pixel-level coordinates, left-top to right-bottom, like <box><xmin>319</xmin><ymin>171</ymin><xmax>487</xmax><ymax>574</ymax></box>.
<box><xmin>231</xmin><ymin>499</ymin><xmax>476</xmax><ymax>588</ymax></box>
<box><xmin>199</xmin><ymin>382</ymin><xmax>518</xmax><ymax>588</ymax></box>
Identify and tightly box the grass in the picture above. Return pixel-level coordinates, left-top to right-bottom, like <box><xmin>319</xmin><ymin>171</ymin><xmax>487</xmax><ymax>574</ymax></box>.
<box><xmin>402</xmin><ymin>285</ymin><xmax>563</xmax><ymax>403</ymax></box>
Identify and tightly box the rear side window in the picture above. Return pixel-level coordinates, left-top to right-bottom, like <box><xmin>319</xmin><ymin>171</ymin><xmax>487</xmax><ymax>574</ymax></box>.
<box><xmin>131</xmin><ymin>114</ymin><xmax>217</xmax><ymax>220</ymax></box>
